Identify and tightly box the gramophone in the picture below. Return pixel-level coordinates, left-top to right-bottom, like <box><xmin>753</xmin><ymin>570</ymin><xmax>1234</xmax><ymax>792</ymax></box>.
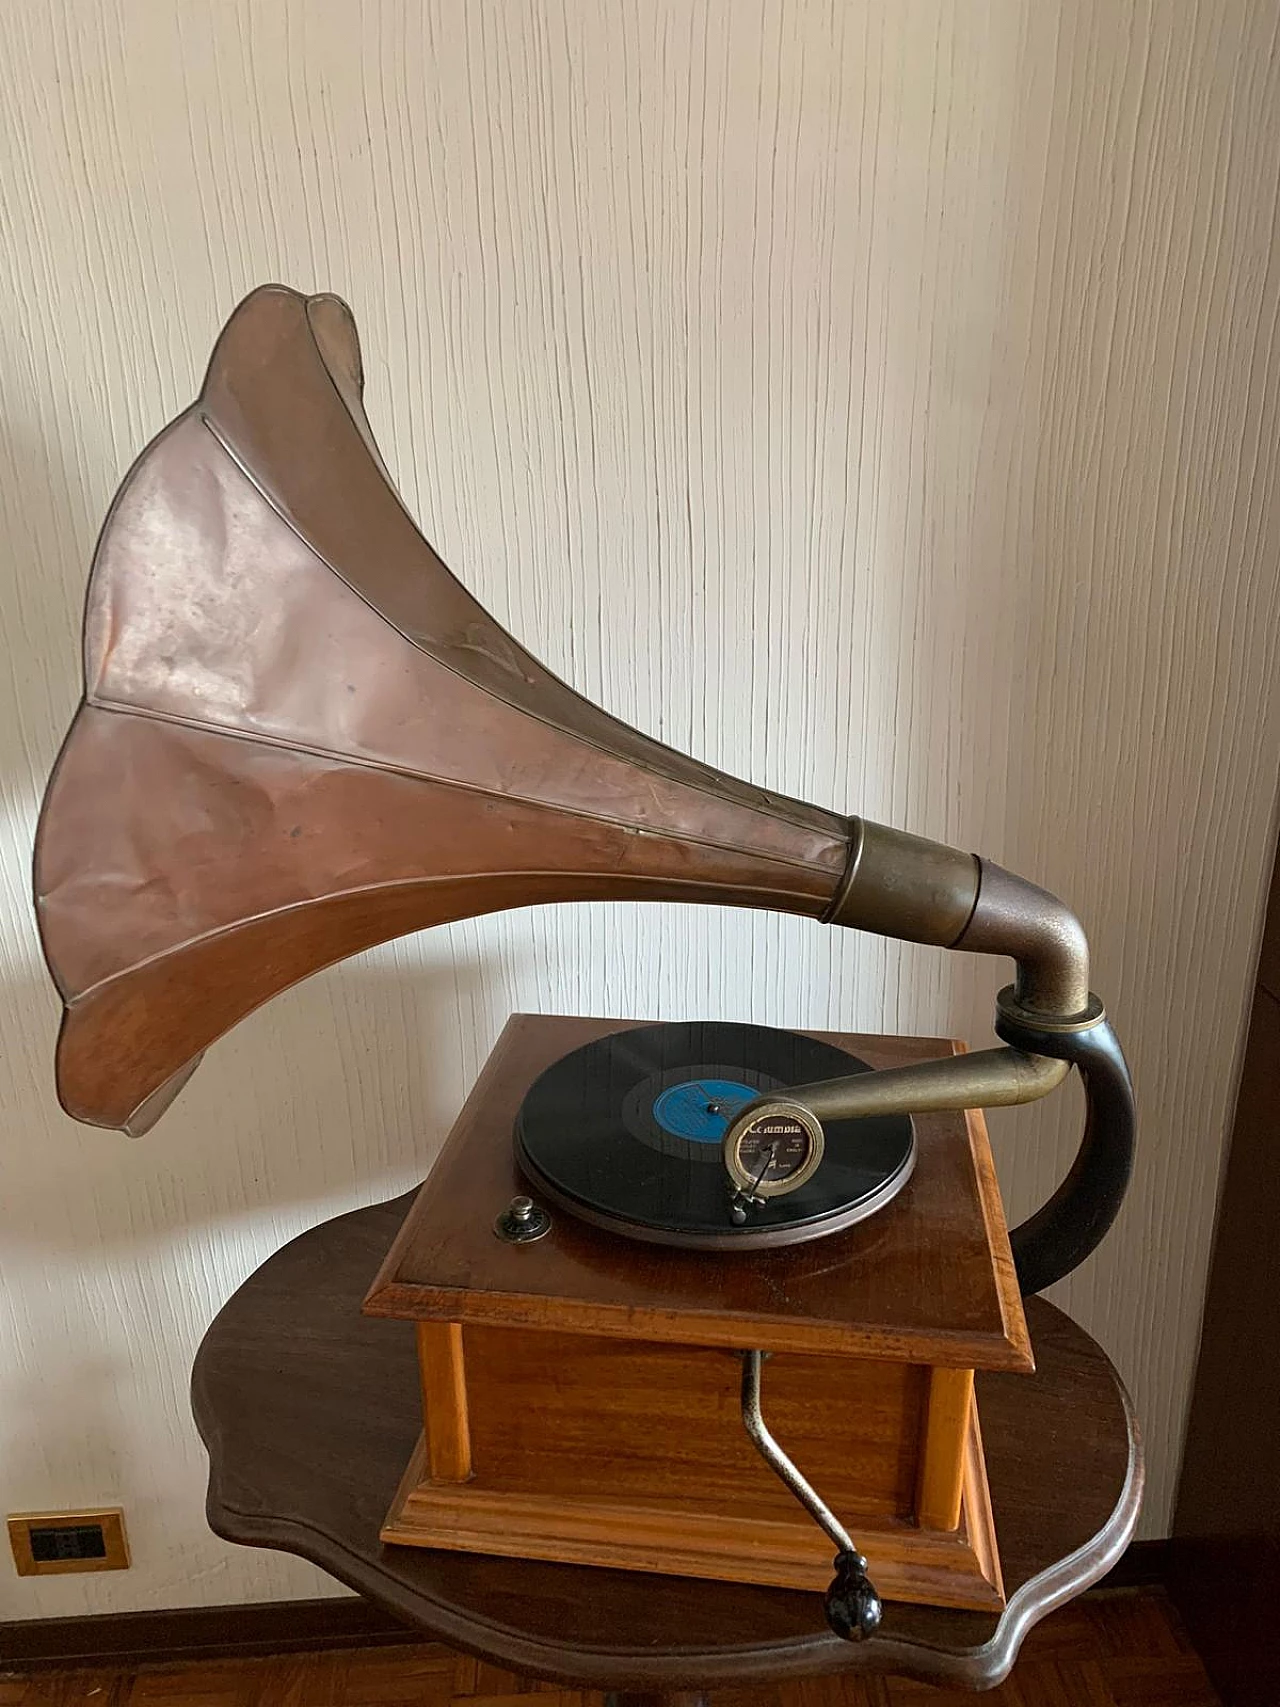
<box><xmin>33</xmin><ymin>286</ymin><xmax>1134</xmax><ymax>1639</ymax></box>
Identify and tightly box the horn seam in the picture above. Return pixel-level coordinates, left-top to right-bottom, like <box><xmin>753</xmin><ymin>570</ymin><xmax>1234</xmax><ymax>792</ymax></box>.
<box><xmin>77</xmin><ymin>695</ymin><xmax>845</xmax><ymax>880</ymax></box>
<box><xmin>54</xmin><ymin>868</ymin><xmax>831</xmax><ymax>1009</ymax></box>
<box><xmin>195</xmin><ymin>413</ymin><xmax>839</xmax><ymax>845</ymax></box>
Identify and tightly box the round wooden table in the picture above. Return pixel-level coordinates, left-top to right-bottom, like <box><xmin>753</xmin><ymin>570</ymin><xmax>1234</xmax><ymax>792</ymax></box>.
<box><xmin>191</xmin><ymin>1191</ymin><xmax>1141</xmax><ymax>1703</ymax></box>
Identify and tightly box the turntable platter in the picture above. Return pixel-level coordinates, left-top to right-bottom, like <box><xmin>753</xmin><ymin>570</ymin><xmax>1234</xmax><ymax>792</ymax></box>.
<box><xmin>514</xmin><ymin>1021</ymin><xmax>915</xmax><ymax>1250</ymax></box>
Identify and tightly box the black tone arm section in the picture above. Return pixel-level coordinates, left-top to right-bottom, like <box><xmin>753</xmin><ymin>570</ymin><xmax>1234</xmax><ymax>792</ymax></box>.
<box><xmin>994</xmin><ymin>996</ymin><xmax>1136</xmax><ymax>1298</ymax></box>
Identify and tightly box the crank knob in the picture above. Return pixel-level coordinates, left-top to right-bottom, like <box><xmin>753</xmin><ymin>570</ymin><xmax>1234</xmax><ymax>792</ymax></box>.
<box><xmin>824</xmin><ymin>1549</ymin><xmax>883</xmax><ymax>1641</ymax></box>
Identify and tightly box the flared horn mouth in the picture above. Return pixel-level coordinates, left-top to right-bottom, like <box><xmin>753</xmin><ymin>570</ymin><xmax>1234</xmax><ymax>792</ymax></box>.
<box><xmin>34</xmin><ymin>286</ymin><xmax>851</xmax><ymax>1133</ymax></box>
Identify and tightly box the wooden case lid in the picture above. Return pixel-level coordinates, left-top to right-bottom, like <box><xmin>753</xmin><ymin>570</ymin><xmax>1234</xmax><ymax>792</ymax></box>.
<box><xmin>364</xmin><ymin>1016</ymin><xmax>1032</xmax><ymax>1373</ymax></box>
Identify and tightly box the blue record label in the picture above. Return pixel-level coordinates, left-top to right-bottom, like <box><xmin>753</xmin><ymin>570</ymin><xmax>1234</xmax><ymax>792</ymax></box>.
<box><xmin>651</xmin><ymin>1078</ymin><xmax>757</xmax><ymax>1144</ymax></box>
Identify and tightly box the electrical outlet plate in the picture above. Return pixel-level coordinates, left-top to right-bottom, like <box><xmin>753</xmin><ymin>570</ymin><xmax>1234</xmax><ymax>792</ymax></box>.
<box><xmin>8</xmin><ymin>1507</ymin><xmax>130</xmax><ymax>1576</ymax></box>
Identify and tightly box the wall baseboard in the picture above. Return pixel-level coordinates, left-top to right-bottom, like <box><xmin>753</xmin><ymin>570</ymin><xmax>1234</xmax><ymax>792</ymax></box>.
<box><xmin>0</xmin><ymin>1540</ymin><xmax>1175</xmax><ymax>1674</ymax></box>
<box><xmin>0</xmin><ymin>1595</ymin><xmax>415</xmax><ymax>1672</ymax></box>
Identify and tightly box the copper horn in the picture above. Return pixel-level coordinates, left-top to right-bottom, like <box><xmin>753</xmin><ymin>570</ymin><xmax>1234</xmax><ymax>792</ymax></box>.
<box><xmin>32</xmin><ymin>285</ymin><xmax>1133</xmax><ymax>1294</ymax></box>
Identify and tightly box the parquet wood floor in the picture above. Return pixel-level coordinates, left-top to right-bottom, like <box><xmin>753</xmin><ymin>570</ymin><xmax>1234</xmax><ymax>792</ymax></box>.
<box><xmin>0</xmin><ymin>1590</ymin><xmax>1221</xmax><ymax>1707</ymax></box>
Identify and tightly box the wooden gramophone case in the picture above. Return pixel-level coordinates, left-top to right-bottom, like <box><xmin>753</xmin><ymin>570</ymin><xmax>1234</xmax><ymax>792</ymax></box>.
<box><xmin>364</xmin><ymin>1015</ymin><xmax>1035</xmax><ymax>1614</ymax></box>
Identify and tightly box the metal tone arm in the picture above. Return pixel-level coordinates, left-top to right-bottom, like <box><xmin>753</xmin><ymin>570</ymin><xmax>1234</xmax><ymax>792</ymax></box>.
<box><xmin>799</xmin><ymin>818</ymin><xmax>1136</xmax><ymax>1298</ymax></box>
<box><xmin>777</xmin><ymin>1046</ymin><xmax>1069</xmax><ymax>1124</ymax></box>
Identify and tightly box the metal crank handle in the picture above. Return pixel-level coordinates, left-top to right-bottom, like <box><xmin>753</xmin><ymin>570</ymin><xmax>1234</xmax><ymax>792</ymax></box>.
<box><xmin>739</xmin><ymin>1351</ymin><xmax>883</xmax><ymax>1642</ymax></box>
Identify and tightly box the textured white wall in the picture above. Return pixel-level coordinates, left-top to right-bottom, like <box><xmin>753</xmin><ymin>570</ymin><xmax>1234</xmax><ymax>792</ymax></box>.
<box><xmin>2</xmin><ymin>0</ymin><xmax>1279</xmax><ymax>1619</ymax></box>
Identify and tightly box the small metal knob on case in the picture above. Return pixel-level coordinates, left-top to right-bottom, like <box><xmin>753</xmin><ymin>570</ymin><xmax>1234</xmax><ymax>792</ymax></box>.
<box><xmin>495</xmin><ymin>1193</ymin><xmax>551</xmax><ymax>1243</ymax></box>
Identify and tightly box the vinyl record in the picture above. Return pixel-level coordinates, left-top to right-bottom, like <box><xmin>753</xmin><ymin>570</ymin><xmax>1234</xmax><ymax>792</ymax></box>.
<box><xmin>515</xmin><ymin>1021</ymin><xmax>915</xmax><ymax>1249</ymax></box>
